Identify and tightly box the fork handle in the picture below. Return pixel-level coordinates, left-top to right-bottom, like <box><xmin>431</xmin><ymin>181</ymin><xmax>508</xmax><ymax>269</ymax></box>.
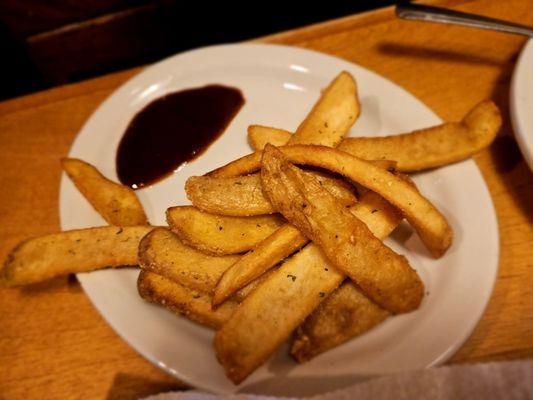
<box><xmin>396</xmin><ymin>3</ymin><xmax>533</xmax><ymax>37</ymax></box>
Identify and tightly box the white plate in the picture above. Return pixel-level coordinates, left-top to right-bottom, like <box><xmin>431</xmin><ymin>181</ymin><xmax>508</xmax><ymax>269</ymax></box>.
<box><xmin>511</xmin><ymin>38</ymin><xmax>533</xmax><ymax>170</ymax></box>
<box><xmin>60</xmin><ymin>43</ymin><xmax>499</xmax><ymax>396</ymax></box>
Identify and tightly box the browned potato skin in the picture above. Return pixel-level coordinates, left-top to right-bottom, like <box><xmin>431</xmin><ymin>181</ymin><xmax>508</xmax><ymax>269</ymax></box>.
<box><xmin>138</xmin><ymin>271</ymin><xmax>237</xmax><ymax>329</ymax></box>
<box><xmin>248</xmin><ymin>71</ymin><xmax>359</xmax><ymax>150</ymax></box>
<box><xmin>1</xmin><ymin>226</ymin><xmax>152</xmax><ymax>286</ymax></box>
<box><xmin>214</xmin><ymin>188</ymin><xmax>403</xmax><ymax>384</ymax></box>
<box><xmin>215</xmin><ymin>244</ymin><xmax>345</xmax><ymax>384</ymax></box>
<box><xmin>289</xmin><ymin>71</ymin><xmax>360</xmax><ymax>147</ymax></box>
<box><xmin>338</xmin><ymin>100</ymin><xmax>501</xmax><ymax>171</ymax></box>
<box><xmin>212</xmin><ymin>162</ymin><xmax>400</xmax><ymax>307</ymax></box>
<box><xmin>208</xmin><ymin>144</ymin><xmax>452</xmax><ymax>258</ymax></box>
<box><xmin>211</xmin><ymin>100</ymin><xmax>500</xmax><ymax>178</ymax></box>
<box><xmin>61</xmin><ymin>158</ymin><xmax>148</xmax><ymax>226</ymax></box>
<box><xmin>185</xmin><ymin>174</ymin><xmax>274</xmax><ymax>216</ymax></box>
<box><xmin>261</xmin><ymin>145</ymin><xmax>424</xmax><ymax>313</ymax></box>
<box><xmin>213</xmin><ymin>127</ymin><xmax>397</xmax><ymax>307</ymax></box>
<box><xmin>138</xmin><ymin>228</ymin><xmax>238</xmax><ymax>294</ymax></box>
<box><xmin>166</xmin><ymin>206</ymin><xmax>284</xmax><ymax>255</ymax></box>
<box><xmin>245</xmin><ymin>100</ymin><xmax>501</xmax><ymax>172</ymax></box>
<box><xmin>291</xmin><ymin>281</ymin><xmax>389</xmax><ymax>362</ymax></box>
<box><xmin>212</xmin><ymin>223</ymin><xmax>308</xmax><ymax>306</ymax></box>
<box><xmin>185</xmin><ymin>171</ymin><xmax>357</xmax><ymax>217</ymax></box>
<box><xmin>248</xmin><ymin>125</ymin><xmax>291</xmax><ymax>150</ymax></box>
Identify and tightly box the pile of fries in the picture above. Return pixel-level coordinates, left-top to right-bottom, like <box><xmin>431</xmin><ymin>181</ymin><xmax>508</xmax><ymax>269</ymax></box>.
<box><xmin>1</xmin><ymin>71</ymin><xmax>502</xmax><ymax>384</ymax></box>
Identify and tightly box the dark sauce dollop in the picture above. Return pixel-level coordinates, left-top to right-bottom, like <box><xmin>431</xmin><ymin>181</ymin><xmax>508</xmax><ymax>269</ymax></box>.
<box><xmin>116</xmin><ymin>84</ymin><xmax>244</xmax><ymax>189</ymax></box>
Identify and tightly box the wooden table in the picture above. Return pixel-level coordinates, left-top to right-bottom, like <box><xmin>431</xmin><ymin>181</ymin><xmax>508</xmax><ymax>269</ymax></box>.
<box><xmin>1</xmin><ymin>0</ymin><xmax>532</xmax><ymax>398</ymax></box>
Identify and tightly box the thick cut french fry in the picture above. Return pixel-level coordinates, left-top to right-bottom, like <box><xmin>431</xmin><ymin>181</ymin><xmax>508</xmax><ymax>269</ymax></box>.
<box><xmin>212</xmin><ymin>224</ymin><xmax>308</xmax><ymax>306</ymax></box>
<box><xmin>248</xmin><ymin>125</ymin><xmax>291</xmax><ymax>150</ymax></box>
<box><xmin>186</xmin><ymin>171</ymin><xmax>357</xmax><ymax>217</ymax></box>
<box><xmin>138</xmin><ymin>228</ymin><xmax>238</xmax><ymax>294</ymax></box>
<box><xmin>166</xmin><ymin>206</ymin><xmax>284</xmax><ymax>255</ymax></box>
<box><xmin>214</xmin><ymin>183</ymin><xmax>403</xmax><ymax>384</ymax></box>
<box><xmin>215</xmin><ymin>244</ymin><xmax>344</xmax><ymax>384</ymax></box>
<box><xmin>288</xmin><ymin>71</ymin><xmax>360</xmax><ymax>147</ymax></box>
<box><xmin>213</xmin><ymin>185</ymin><xmax>405</xmax><ymax>306</ymax></box>
<box><xmin>208</xmin><ymin>144</ymin><xmax>452</xmax><ymax>257</ymax></box>
<box><xmin>247</xmin><ymin>101</ymin><xmax>500</xmax><ymax>171</ymax></box>
<box><xmin>233</xmin><ymin>268</ymin><xmax>275</xmax><ymax>302</ymax></box>
<box><xmin>291</xmin><ymin>281</ymin><xmax>389</xmax><ymax>362</ymax></box>
<box><xmin>261</xmin><ymin>145</ymin><xmax>424</xmax><ymax>313</ymax></box>
<box><xmin>138</xmin><ymin>271</ymin><xmax>237</xmax><ymax>329</ymax></box>
<box><xmin>217</xmin><ymin>71</ymin><xmax>360</xmax><ymax>304</ymax></box>
<box><xmin>62</xmin><ymin>158</ymin><xmax>148</xmax><ymax>226</ymax></box>
<box><xmin>338</xmin><ymin>100</ymin><xmax>501</xmax><ymax>171</ymax></box>
<box><xmin>1</xmin><ymin>226</ymin><xmax>152</xmax><ymax>286</ymax></box>
<box><xmin>292</xmin><ymin>189</ymin><xmax>410</xmax><ymax>361</ymax></box>
<box><xmin>185</xmin><ymin>174</ymin><xmax>273</xmax><ymax>216</ymax></box>
<box><xmin>213</xmin><ymin>163</ymin><xmax>404</xmax><ymax>307</ymax></box>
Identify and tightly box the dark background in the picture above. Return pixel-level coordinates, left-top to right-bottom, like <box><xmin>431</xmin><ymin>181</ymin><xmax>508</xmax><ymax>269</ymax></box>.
<box><xmin>0</xmin><ymin>1</ymin><xmax>398</xmax><ymax>100</ymax></box>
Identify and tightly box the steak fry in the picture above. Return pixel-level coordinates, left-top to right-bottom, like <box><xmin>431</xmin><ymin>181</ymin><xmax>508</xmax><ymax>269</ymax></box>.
<box><xmin>62</xmin><ymin>158</ymin><xmax>148</xmax><ymax>226</ymax></box>
<box><xmin>1</xmin><ymin>226</ymin><xmax>152</xmax><ymax>286</ymax></box>
<box><xmin>288</xmin><ymin>71</ymin><xmax>360</xmax><ymax>147</ymax></box>
<box><xmin>214</xmin><ymin>183</ymin><xmax>404</xmax><ymax>384</ymax></box>
<box><xmin>166</xmin><ymin>206</ymin><xmax>284</xmax><ymax>255</ymax></box>
<box><xmin>291</xmin><ymin>281</ymin><xmax>389</xmax><ymax>362</ymax></box>
<box><xmin>212</xmin><ymin>183</ymin><xmax>399</xmax><ymax>307</ymax></box>
<box><xmin>138</xmin><ymin>271</ymin><xmax>237</xmax><ymax>329</ymax></box>
<box><xmin>245</xmin><ymin>101</ymin><xmax>501</xmax><ymax>171</ymax></box>
<box><xmin>338</xmin><ymin>100</ymin><xmax>501</xmax><ymax>171</ymax></box>
<box><xmin>138</xmin><ymin>228</ymin><xmax>239</xmax><ymax>294</ymax></box>
<box><xmin>261</xmin><ymin>145</ymin><xmax>424</xmax><ymax>313</ymax></box>
<box><xmin>186</xmin><ymin>171</ymin><xmax>357</xmax><ymax>217</ymax></box>
<box><xmin>208</xmin><ymin>144</ymin><xmax>452</xmax><ymax>258</ymax></box>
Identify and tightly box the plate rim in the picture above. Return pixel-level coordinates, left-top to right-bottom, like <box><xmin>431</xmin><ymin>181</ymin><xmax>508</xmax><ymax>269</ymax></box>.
<box><xmin>60</xmin><ymin>42</ymin><xmax>500</xmax><ymax>394</ymax></box>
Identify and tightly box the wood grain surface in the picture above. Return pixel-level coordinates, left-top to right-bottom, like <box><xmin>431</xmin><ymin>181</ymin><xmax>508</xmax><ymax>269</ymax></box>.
<box><xmin>1</xmin><ymin>0</ymin><xmax>532</xmax><ymax>399</ymax></box>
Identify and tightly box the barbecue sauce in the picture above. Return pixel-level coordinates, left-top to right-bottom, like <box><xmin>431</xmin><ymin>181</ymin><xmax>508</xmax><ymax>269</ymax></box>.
<box><xmin>116</xmin><ymin>85</ymin><xmax>244</xmax><ymax>189</ymax></box>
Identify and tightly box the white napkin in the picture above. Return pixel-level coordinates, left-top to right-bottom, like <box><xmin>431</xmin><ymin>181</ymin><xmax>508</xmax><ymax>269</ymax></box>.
<box><xmin>142</xmin><ymin>359</ymin><xmax>533</xmax><ymax>400</ymax></box>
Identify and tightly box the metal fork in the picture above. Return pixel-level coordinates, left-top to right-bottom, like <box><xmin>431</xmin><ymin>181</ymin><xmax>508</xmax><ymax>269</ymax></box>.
<box><xmin>396</xmin><ymin>3</ymin><xmax>533</xmax><ymax>37</ymax></box>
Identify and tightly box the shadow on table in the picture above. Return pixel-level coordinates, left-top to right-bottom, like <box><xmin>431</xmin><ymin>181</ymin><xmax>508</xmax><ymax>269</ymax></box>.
<box><xmin>489</xmin><ymin>135</ymin><xmax>533</xmax><ymax>223</ymax></box>
<box><xmin>377</xmin><ymin>42</ymin><xmax>516</xmax><ymax>67</ymax></box>
<box><xmin>487</xmin><ymin>63</ymin><xmax>533</xmax><ymax>224</ymax></box>
<box><xmin>18</xmin><ymin>274</ymin><xmax>81</xmax><ymax>295</ymax></box>
<box><xmin>106</xmin><ymin>372</ymin><xmax>186</xmax><ymax>400</ymax></box>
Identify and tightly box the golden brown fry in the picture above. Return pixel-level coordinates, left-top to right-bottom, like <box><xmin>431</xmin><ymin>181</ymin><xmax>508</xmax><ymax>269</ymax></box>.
<box><xmin>185</xmin><ymin>174</ymin><xmax>273</xmax><ymax>216</ymax></box>
<box><xmin>247</xmin><ymin>71</ymin><xmax>359</xmax><ymax>150</ymax></box>
<box><xmin>61</xmin><ymin>158</ymin><xmax>148</xmax><ymax>226</ymax></box>
<box><xmin>338</xmin><ymin>100</ymin><xmax>501</xmax><ymax>171</ymax></box>
<box><xmin>186</xmin><ymin>171</ymin><xmax>357</xmax><ymax>217</ymax></box>
<box><xmin>248</xmin><ymin>125</ymin><xmax>291</xmax><ymax>150</ymax></box>
<box><xmin>214</xmin><ymin>185</ymin><xmax>403</xmax><ymax>384</ymax></box>
<box><xmin>247</xmin><ymin>101</ymin><xmax>500</xmax><ymax>171</ymax></box>
<box><xmin>166</xmin><ymin>206</ymin><xmax>284</xmax><ymax>255</ymax></box>
<box><xmin>138</xmin><ymin>228</ymin><xmax>238</xmax><ymax>294</ymax></box>
<box><xmin>138</xmin><ymin>271</ymin><xmax>237</xmax><ymax>329</ymax></box>
<box><xmin>208</xmin><ymin>144</ymin><xmax>452</xmax><ymax>257</ymax></box>
<box><xmin>215</xmin><ymin>244</ymin><xmax>344</xmax><ymax>384</ymax></box>
<box><xmin>1</xmin><ymin>226</ymin><xmax>152</xmax><ymax>286</ymax></box>
<box><xmin>261</xmin><ymin>145</ymin><xmax>423</xmax><ymax>313</ymax></box>
<box><xmin>292</xmin><ymin>190</ymin><xmax>408</xmax><ymax>361</ymax></box>
<box><xmin>291</xmin><ymin>281</ymin><xmax>389</xmax><ymax>362</ymax></box>
<box><xmin>212</xmin><ymin>165</ymin><xmax>399</xmax><ymax>306</ymax></box>
<box><xmin>289</xmin><ymin>71</ymin><xmax>360</xmax><ymax>147</ymax></box>
<box><xmin>213</xmin><ymin>184</ymin><xmax>404</xmax><ymax>307</ymax></box>
<box><xmin>233</xmin><ymin>268</ymin><xmax>275</xmax><ymax>302</ymax></box>
<box><xmin>212</xmin><ymin>224</ymin><xmax>307</xmax><ymax>306</ymax></box>
<box><xmin>220</xmin><ymin>72</ymin><xmax>360</xmax><ymax>305</ymax></box>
